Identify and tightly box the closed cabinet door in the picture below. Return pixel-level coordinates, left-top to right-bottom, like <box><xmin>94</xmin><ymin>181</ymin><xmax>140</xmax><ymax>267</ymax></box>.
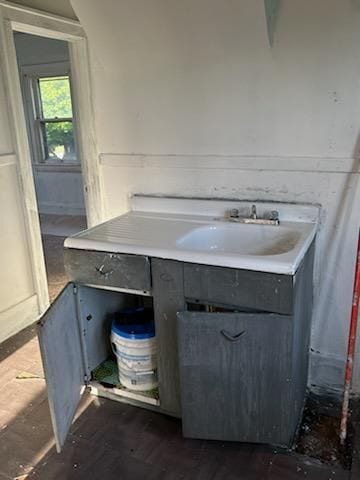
<box><xmin>177</xmin><ymin>312</ymin><xmax>293</xmax><ymax>446</ymax></box>
<box><xmin>38</xmin><ymin>283</ymin><xmax>85</xmax><ymax>452</ymax></box>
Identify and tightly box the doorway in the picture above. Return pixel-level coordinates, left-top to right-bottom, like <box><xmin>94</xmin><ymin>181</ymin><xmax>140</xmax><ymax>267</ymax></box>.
<box><xmin>14</xmin><ymin>32</ymin><xmax>87</xmax><ymax>301</ymax></box>
<box><xmin>0</xmin><ymin>3</ymin><xmax>102</xmax><ymax>342</ymax></box>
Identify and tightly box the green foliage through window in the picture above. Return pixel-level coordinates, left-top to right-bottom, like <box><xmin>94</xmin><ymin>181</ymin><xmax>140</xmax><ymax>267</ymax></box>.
<box><xmin>38</xmin><ymin>76</ymin><xmax>76</xmax><ymax>162</ymax></box>
<box><xmin>39</xmin><ymin>76</ymin><xmax>72</xmax><ymax>118</ymax></box>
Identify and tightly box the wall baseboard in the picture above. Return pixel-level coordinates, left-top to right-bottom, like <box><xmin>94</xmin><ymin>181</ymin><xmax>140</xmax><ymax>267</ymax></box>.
<box><xmin>308</xmin><ymin>385</ymin><xmax>343</xmax><ymax>414</ymax></box>
<box><xmin>309</xmin><ymin>350</ymin><xmax>355</xmax><ymax>393</ymax></box>
<box><xmin>0</xmin><ymin>294</ymin><xmax>40</xmax><ymax>344</ymax></box>
<box><xmin>38</xmin><ymin>203</ymin><xmax>86</xmax><ymax>216</ymax></box>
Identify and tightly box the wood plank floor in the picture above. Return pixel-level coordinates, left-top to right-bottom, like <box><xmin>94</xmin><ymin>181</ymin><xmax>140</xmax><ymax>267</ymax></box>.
<box><xmin>0</xmin><ymin>325</ymin><xmax>351</xmax><ymax>480</ymax></box>
<box><xmin>0</xmin><ymin>233</ymin><xmax>352</xmax><ymax>479</ymax></box>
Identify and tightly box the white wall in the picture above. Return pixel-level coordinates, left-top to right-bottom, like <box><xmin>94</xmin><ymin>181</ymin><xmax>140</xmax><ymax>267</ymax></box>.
<box><xmin>71</xmin><ymin>0</ymin><xmax>360</xmax><ymax>393</ymax></box>
<box><xmin>14</xmin><ymin>33</ymin><xmax>86</xmax><ymax>216</ymax></box>
<box><xmin>33</xmin><ymin>168</ymin><xmax>86</xmax><ymax>215</ymax></box>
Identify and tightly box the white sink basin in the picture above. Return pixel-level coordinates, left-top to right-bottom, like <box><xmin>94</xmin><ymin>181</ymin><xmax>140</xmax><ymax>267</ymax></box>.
<box><xmin>176</xmin><ymin>223</ymin><xmax>301</xmax><ymax>256</ymax></box>
<box><xmin>65</xmin><ymin>196</ymin><xmax>320</xmax><ymax>275</ymax></box>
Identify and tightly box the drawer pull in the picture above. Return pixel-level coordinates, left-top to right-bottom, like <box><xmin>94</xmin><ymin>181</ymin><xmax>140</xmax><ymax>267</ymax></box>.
<box><xmin>95</xmin><ymin>264</ymin><xmax>112</xmax><ymax>277</ymax></box>
<box><xmin>220</xmin><ymin>329</ymin><xmax>247</xmax><ymax>342</ymax></box>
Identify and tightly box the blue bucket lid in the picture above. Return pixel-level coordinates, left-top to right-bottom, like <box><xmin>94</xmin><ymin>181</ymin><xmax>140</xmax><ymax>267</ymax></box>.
<box><xmin>112</xmin><ymin>320</ymin><xmax>155</xmax><ymax>340</ymax></box>
<box><xmin>115</xmin><ymin>307</ymin><xmax>154</xmax><ymax>324</ymax></box>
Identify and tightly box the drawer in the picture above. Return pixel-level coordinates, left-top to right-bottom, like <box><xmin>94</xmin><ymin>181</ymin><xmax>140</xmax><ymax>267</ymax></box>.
<box><xmin>183</xmin><ymin>263</ymin><xmax>293</xmax><ymax>314</ymax></box>
<box><xmin>64</xmin><ymin>249</ymin><xmax>151</xmax><ymax>292</ymax></box>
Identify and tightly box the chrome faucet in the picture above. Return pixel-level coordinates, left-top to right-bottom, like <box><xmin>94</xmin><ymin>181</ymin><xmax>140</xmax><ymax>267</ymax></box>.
<box><xmin>250</xmin><ymin>204</ymin><xmax>257</xmax><ymax>220</ymax></box>
<box><xmin>228</xmin><ymin>204</ymin><xmax>280</xmax><ymax>225</ymax></box>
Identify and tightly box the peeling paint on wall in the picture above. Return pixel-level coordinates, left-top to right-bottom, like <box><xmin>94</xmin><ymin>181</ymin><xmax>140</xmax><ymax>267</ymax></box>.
<box><xmin>71</xmin><ymin>0</ymin><xmax>360</xmax><ymax>394</ymax></box>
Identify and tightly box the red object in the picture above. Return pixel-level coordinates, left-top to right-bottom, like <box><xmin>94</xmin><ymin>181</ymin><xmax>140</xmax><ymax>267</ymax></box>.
<box><xmin>340</xmin><ymin>229</ymin><xmax>360</xmax><ymax>444</ymax></box>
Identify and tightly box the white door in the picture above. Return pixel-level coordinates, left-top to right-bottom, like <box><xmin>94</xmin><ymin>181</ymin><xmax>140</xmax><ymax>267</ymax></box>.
<box><xmin>0</xmin><ymin>15</ymin><xmax>49</xmax><ymax>342</ymax></box>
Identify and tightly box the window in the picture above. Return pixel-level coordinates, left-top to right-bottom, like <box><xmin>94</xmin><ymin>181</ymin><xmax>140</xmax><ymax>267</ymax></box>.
<box><xmin>25</xmin><ymin>71</ymin><xmax>78</xmax><ymax>165</ymax></box>
<box><xmin>37</xmin><ymin>76</ymin><xmax>76</xmax><ymax>163</ymax></box>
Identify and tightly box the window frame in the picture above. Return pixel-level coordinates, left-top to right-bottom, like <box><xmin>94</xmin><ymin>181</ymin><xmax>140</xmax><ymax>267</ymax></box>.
<box><xmin>20</xmin><ymin>61</ymin><xmax>80</xmax><ymax>167</ymax></box>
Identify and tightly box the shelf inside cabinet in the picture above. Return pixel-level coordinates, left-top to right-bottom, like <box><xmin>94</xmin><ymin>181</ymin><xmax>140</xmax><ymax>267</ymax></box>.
<box><xmin>90</xmin><ymin>357</ymin><xmax>160</xmax><ymax>407</ymax></box>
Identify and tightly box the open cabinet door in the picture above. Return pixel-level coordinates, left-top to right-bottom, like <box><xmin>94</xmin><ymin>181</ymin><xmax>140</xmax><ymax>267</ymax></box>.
<box><xmin>38</xmin><ymin>283</ymin><xmax>85</xmax><ymax>452</ymax></box>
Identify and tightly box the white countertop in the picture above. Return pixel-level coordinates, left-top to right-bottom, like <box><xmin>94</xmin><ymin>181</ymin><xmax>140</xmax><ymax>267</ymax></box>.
<box><xmin>64</xmin><ymin>196</ymin><xmax>320</xmax><ymax>275</ymax></box>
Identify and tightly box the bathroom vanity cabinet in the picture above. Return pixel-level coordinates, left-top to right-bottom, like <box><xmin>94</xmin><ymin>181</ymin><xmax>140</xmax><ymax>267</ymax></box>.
<box><xmin>38</xmin><ymin>243</ymin><xmax>314</xmax><ymax>451</ymax></box>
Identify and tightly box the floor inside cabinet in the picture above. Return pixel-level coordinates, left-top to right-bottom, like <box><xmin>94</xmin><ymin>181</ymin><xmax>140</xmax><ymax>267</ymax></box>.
<box><xmin>91</xmin><ymin>357</ymin><xmax>160</xmax><ymax>407</ymax></box>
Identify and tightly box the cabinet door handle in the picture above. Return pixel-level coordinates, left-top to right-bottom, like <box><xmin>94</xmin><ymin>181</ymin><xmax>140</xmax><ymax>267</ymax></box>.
<box><xmin>220</xmin><ymin>329</ymin><xmax>247</xmax><ymax>342</ymax></box>
<box><xmin>95</xmin><ymin>264</ymin><xmax>112</xmax><ymax>276</ymax></box>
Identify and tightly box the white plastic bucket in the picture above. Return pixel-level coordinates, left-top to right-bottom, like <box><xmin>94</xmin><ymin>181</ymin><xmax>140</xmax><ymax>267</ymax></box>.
<box><xmin>111</xmin><ymin>321</ymin><xmax>158</xmax><ymax>391</ymax></box>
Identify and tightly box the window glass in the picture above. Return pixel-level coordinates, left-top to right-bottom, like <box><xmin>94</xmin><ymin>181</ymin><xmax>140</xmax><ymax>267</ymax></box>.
<box><xmin>39</xmin><ymin>76</ymin><xmax>73</xmax><ymax>118</ymax></box>
<box><xmin>42</xmin><ymin>121</ymin><xmax>75</xmax><ymax>162</ymax></box>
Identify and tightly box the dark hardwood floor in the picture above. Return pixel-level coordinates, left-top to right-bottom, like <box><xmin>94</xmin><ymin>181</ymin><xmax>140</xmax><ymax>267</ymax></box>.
<box><xmin>0</xmin><ymin>323</ymin><xmax>351</xmax><ymax>480</ymax></box>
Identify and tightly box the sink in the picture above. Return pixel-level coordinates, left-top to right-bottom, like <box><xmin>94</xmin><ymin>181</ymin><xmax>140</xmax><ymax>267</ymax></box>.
<box><xmin>176</xmin><ymin>224</ymin><xmax>301</xmax><ymax>256</ymax></box>
<box><xmin>65</xmin><ymin>196</ymin><xmax>320</xmax><ymax>274</ymax></box>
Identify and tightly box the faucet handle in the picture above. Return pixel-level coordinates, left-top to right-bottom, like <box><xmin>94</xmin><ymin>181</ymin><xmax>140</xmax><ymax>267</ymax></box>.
<box><xmin>270</xmin><ymin>210</ymin><xmax>279</xmax><ymax>220</ymax></box>
<box><xmin>251</xmin><ymin>204</ymin><xmax>257</xmax><ymax>219</ymax></box>
<box><xmin>229</xmin><ymin>208</ymin><xmax>239</xmax><ymax>218</ymax></box>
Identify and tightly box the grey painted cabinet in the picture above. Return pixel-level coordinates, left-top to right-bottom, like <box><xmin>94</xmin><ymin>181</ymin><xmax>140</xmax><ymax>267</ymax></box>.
<box><xmin>177</xmin><ymin>245</ymin><xmax>314</xmax><ymax>446</ymax></box>
<box><xmin>183</xmin><ymin>263</ymin><xmax>293</xmax><ymax>314</ymax></box>
<box><xmin>39</xmin><ymin>245</ymin><xmax>314</xmax><ymax>451</ymax></box>
<box><xmin>64</xmin><ymin>249</ymin><xmax>151</xmax><ymax>293</ymax></box>
<box><xmin>37</xmin><ymin>284</ymin><xmax>86</xmax><ymax>452</ymax></box>
<box><xmin>177</xmin><ymin>312</ymin><xmax>293</xmax><ymax>445</ymax></box>
<box><xmin>152</xmin><ymin>259</ymin><xmax>185</xmax><ymax>416</ymax></box>
<box><xmin>38</xmin><ymin>282</ymin><xmax>137</xmax><ymax>451</ymax></box>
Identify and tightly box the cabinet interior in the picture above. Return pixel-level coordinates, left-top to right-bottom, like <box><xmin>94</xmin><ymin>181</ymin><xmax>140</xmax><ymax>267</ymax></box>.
<box><xmin>77</xmin><ymin>286</ymin><xmax>159</xmax><ymax>407</ymax></box>
<box><xmin>186</xmin><ymin>300</ymin><xmax>265</xmax><ymax>314</ymax></box>
<box><xmin>77</xmin><ymin>287</ymin><xmax>266</xmax><ymax>411</ymax></box>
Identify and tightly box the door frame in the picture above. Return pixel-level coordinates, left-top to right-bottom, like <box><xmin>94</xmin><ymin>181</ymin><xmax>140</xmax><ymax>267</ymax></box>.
<box><xmin>0</xmin><ymin>2</ymin><xmax>103</xmax><ymax>314</ymax></box>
